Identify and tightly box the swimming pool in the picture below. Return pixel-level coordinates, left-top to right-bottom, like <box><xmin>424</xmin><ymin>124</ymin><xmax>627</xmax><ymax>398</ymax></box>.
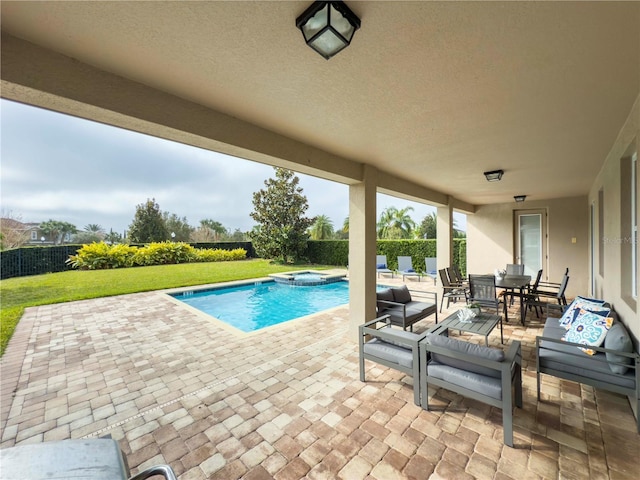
<box><xmin>170</xmin><ymin>280</ymin><xmax>357</xmax><ymax>332</ymax></box>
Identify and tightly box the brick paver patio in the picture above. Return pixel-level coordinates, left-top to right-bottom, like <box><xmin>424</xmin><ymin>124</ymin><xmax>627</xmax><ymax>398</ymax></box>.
<box><xmin>1</xmin><ymin>273</ymin><xmax>638</xmax><ymax>479</ymax></box>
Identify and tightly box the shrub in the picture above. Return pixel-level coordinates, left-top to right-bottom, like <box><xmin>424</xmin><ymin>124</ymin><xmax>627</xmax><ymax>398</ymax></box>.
<box><xmin>133</xmin><ymin>242</ymin><xmax>197</xmax><ymax>266</ymax></box>
<box><xmin>195</xmin><ymin>247</ymin><xmax>247</xmax><ymax>262</ymax></box>
<box><xmin>67</xmin><ymin>241</ymin><xmax>246</xmax><ymax>269</ymax></box>
<box><xmin>67</xmin><ymin>242</ymin><xmax>137</xmax><ymax>269</ymax></box>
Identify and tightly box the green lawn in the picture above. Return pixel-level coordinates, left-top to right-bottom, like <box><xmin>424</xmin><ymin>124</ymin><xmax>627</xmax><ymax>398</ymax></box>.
<box><xmin>0</xmin><ymin>259</ymin><xmax>328</xmax><ymax>356</ymax></box>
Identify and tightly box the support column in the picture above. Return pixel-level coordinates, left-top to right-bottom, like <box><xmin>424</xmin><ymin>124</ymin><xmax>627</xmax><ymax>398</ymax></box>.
<box><xmin>437</xmin><ymin>204</ymin><xmax>454</xmax><ymax>274</ymax></box>
<box><xmin>348</xmin><ymin>165</ymin><xmax>378</xmax><ymax>341</ymax></box>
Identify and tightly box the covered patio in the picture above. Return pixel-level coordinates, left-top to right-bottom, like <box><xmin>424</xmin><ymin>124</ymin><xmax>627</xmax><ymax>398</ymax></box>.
<box><xmin>1</xmin><ymin>1</ymin><xmax>639</xmax><ymax>478</ymax></box>
<box><xmin>1</xmin><ymin>276</ymin><xmax>637</xmax><ymax>479</ymax></box>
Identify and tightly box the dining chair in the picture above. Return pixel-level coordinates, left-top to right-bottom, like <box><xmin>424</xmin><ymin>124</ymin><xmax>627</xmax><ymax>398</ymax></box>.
<box><xmin>506</xmin><ymin>264</ymin><xmax>525</xmax><ymax>275</ymax></box>
<box><xmin>526</xmin><ymin>272</ymin><xmax>570</xmax><ymax>316</ymax></box>
<box><xmin>451</xmin><ymin>264</ymin><xmax>468</xmax><ymax>287</ymax></box>
<box><xmin>503</xmin><ymin>264</ymin><xmax>525</xmax><ymax>305</ymax></box>
<box><xmin>468</xmin><ymin>274</ymin><xmax>508</xmax><ymax>320</ymax></box>
<box><xmin>438</xmin><ymin>269</ymin><xmax>468</xmax><ymax>312</ymax></box>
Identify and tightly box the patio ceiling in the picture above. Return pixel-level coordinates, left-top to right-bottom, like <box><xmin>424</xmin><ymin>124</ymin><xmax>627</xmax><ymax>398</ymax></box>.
<box><xmin>1</xmin><ymin>1</ymin><xmax>639</xmax><ymax>208</ymax></box>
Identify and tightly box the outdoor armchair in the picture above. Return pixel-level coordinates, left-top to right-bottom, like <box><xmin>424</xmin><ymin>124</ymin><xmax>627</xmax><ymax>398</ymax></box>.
<box><xmin>359</xmin><ymin>314</ymin><xmax>431</xmax><ymax>405</ymax></box>
<box><xmin>419</xmin><ymin>334</ymin><xmax>523</xmax><ymax>447</ymax></box>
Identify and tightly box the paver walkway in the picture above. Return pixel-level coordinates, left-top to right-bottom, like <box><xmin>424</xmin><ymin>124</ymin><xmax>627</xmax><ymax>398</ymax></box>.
<box><xmin>1</xmin><ymin>275</ymin><xmax>639</xmax><ymax>479</ymax></box>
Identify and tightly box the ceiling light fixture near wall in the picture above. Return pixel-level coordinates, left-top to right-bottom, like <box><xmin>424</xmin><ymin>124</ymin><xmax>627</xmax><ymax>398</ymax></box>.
<box><xmin>483</xmin><ymin>169</ymin><xmax>504</xmax><ymax>182</ymax></box>
<box><xmin>514</xmin><ymin>195</ymin><xmax>527</xmax><ymax>202</ymax></box>
<box><xmin>296</xmin><ymin>1</ymin><xmax>361</xmax><ymax>60</ymax></box>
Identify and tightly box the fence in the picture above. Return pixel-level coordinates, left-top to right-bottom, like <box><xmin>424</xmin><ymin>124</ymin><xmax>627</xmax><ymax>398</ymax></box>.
<box><xmin>0</xmin><ymin>242</ymin><xmax>255</xmax><ymax>280</ymax></box>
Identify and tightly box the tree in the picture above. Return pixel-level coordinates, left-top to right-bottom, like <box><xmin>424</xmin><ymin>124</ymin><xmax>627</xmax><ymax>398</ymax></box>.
<box><xmin>104</xmin><ymin>229</ymin><xmax>123</xmax><ymax>244</ymax></box>
<box><xmin>128</xmin><ymin>198</ymin><xmax>169</xmax><ymax>243</ymax></box>
<box><xmin>73</xmin><ymin>224</ymin><xmax>105</xmax><ymax>244</ymax></box>
<box><xmin>417</xmin><ymin>212</ymin><xmax>437</xmax><ymax>239</ymax></box>
<box><xmin>163</xmin><ymin>212</ymin><xmax>193</xmax><ymax>242</ymax></box>
<box><xmin>249</xmin><ymin>168</ymin><xmax>314</xmax><ymax>263</ymax></box>
<box><xmin>40</xmin><ymin>219</ymin><xmax>77</xmax><ymax>245</ymax></box>
<box><xmin>0</xmin><ymin>211</ymin><xmax>31</xmax><ymax>250</ymax></box>
<box><xmin>377</xmin><ymin>206</ymin><xmax>415</xmax><ymax>239</ymax></box>
<box><xmin>191</xmin><ymin>219</ymin><xmax>228</xmax><ymax>242</ymax></box>
<box><xmin>309</xmin><ymin>215</ymin><xmax>334</xmax><ymax>240</ymax></box>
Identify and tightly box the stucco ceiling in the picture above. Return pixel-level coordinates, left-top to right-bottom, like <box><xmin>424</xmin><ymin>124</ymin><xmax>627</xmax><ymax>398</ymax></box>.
<box><xmin>2</xmin><ymin>1</ymin><xmax>639</xmax><ymax>207</ymax></box>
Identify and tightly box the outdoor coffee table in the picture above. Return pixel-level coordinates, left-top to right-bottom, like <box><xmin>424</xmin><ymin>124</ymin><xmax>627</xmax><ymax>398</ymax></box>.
<box><xmin>439</xmin><ymin>310</ymin><xmax>503</xmax><ymax>345</ymax></box>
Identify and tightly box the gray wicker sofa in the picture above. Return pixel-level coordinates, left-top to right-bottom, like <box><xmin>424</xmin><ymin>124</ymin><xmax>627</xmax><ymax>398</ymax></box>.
<box><xmin>536</xmin><ymin>304</ymin><xmax>640</xmax><ymax>432</ymax></box>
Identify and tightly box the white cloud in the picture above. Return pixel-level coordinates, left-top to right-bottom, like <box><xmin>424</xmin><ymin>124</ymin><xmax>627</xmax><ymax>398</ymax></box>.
<box><xmin>1</xmin><ymin>99</ymin><xmax>464</xmax><ymax>235</ymax></box>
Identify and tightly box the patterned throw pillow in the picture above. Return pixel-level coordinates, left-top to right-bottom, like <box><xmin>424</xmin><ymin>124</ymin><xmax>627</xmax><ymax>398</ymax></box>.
<box><xmin>562</xmin><ymin>308</ymin><xmax>613</xmax><ymax>355</ymax></box>
<box><xmin>558</xmin><ymin>296</ymin><xmax>608</xmax><ymax>329</ymax></box>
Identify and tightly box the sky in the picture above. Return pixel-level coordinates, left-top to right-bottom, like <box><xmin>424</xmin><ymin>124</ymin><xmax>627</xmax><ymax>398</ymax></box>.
<box><xmin>1</xmin><ymin>99</ymin><xmax>464</xmax><ymax>237</ymax></box>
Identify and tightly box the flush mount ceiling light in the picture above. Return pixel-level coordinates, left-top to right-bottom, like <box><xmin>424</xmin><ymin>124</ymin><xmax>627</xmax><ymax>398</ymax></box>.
<box><xmin>514</xmin><ymin>195</ymin><xmax>527</xmax><ymax>202</ymax></box>
<box><xmin>483</xmin><ymin>169</ymin><xmax>504</xmax><ymax>182</ymax></box>
<box><xmin>296</xmin><ymin>1</ymin><xmax>361</xmax><ymax>60</ymax></box>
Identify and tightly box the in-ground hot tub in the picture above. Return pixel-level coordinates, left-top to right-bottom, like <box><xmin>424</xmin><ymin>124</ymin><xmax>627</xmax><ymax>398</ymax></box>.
<box><xmin>268</xmin><ymin>270</ymin><xmax>346</xmax><ymax>286</ymax></box>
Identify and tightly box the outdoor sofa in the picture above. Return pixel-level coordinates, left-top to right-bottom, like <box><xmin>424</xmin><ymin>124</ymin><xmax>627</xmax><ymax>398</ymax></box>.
<box><xmin>535</xmin><ymin>297</ymin><xmax>640</xmax><ymax>432</ymax></box>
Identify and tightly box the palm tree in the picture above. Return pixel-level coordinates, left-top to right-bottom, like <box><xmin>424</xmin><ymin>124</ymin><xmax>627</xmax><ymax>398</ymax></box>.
<box><xmin>309</xmin><ymin>215</ymin><xmax>334</xmax><ymax>240</ymax></box>
<box><xmin>377</xmin><ymin>206</ymin><xmax>415</xmax><ymax>239</ymax></box>
<box><xmin>84</xmin><ymin>224</ymin><xmax>104</xmax><ymax>235</ymax></box>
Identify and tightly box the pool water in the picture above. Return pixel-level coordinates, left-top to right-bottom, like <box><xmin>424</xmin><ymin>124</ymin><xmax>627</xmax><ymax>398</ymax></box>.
<box><xmin>171</xmin><ymin>280</ymin><xmax>358</xmax><ymax>332</ymax></box>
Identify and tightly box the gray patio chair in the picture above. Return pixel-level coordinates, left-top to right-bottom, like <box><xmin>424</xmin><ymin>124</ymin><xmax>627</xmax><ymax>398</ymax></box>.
<box><xmin>503</xmin><ymin>264</ymin><xmax>525</xmax><ymax>305</ymax></box>
<box><xmin>424</xmin><ymin>257</ymin><xmax>437</xmax><ymax>284</ymax></box>
<box><xmin>468</xmin><ymin>274</ymin><xmax>508</xmax><ymax>321</ymax></box>
<box><xmin>397</xmin><ymin>256</ymin><xmax>422</xmax><ymax>281</ymax></box>
<box><xmin>525</xmin><ymin>273</ymin><xmax>570</xmax><ymax>315</ymax></box>
<box><xmin>449</xmin><ymin>265</ymin><xmax>467</xmax><ymax>287</ymax></box>
<box><xmin>533</xmin><ymin>268</ymin><xmax>570</xmax><ymax>306</ymax></box>
<box><xmin>506</xmin><ymin>264</ymin><xmax>525</xmax><ymax>275</ymax></box>
<box><xmin>419</xmin><ymin>334</ymin><xmax>523</xmax><ymax>447</ymax></box>
<box><xmin>376</xmin><ymin>255</ymin><xmax>394</xmax><ymax>278</ymax></box>
<box><xmin>359</xmin><ymin>314</ymin><xmax>432</xmax><ymax>405</ymax></box>
<box><xmin>438</xmin><ymin>268</ymin><xmax>468</xmax><ymax>312</ymax></box>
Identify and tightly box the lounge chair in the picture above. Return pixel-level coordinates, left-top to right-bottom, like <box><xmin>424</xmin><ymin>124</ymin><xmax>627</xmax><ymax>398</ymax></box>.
<box><xmin>398</xmin><ymin>256</ymin><xmax>422</xmax><ymax>282</ymax></box>
<box><xmin>424</xmin><ymin>257</ymin><xmax>437</xmax><ymax>285</ymax></box>
<box><xmin>376</xmin><ymin>255</ymin><xmax>394</xmax><ymax>278</ymax></box>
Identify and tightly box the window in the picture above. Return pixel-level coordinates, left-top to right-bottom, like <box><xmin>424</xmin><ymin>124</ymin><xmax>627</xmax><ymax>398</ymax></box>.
<box><xmin>632</xmin><ymin>152</ymin><xmax>637</xmax><ymax>298</ymax></box>
<box><xmin>620</xmin><ymin>148</ymin><xmax>637</xmax><ymax>307</ymax></box>
<box><xmin>598</xmin><ymin>189</ymin><xmax>604</xmax><ymax>276</ymax></box>
<box><xmin>31</xmin><ymin>230</ymin><xmax>37</xmax><ymax>240</ymax></box>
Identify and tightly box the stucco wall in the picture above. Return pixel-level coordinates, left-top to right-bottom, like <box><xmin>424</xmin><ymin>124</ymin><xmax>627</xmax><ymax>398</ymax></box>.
<box><xmin>589</xmin><ymin>94</ymin><xmax>640</xmax><ymax>345</ymax></box>
<box><xmin>467</xmin><ymin>196</ymin><xmax>589</xmax><ymax>299</ymax></box>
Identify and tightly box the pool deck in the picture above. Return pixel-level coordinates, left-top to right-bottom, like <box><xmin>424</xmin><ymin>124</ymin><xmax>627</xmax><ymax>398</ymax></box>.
<box><xmin>1</xmin><ymin>270</ymin><xmax>639</xmax><ymax>479</ymax></box>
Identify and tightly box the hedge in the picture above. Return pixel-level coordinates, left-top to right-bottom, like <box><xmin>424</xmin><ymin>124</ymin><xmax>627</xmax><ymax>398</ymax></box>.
<box><xmin>306</xmin><ymin>239</ymin><xmax>467</xmax><ymax>275</ymax></box>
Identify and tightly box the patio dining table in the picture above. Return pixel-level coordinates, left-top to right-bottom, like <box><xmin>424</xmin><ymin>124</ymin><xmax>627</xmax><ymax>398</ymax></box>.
<box><xmin>495</xmin><ymin>274</ymin><xmax>531</xmax><ymax>325</ymax></box>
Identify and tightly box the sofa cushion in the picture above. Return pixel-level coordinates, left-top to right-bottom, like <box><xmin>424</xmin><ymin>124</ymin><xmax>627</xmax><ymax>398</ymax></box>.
<box><xmin>562</xmin><ymin>309</ymin><xmax>613</xmax><ymax>355</ymax></box>
<box><xmin>376</xmin><ymin>288</ymin><xmax>395</xmax><ymax>311</ymax></box>
<box><xmin>558</xmin><ymin>296</ymin><xmax>608</xmax><ymax>329</ymax></box>
<box><xmin>537</xmin><ymin>343</ymin><xmax>636</xmax><ymax>389</ymax></box>
<box><xmin>427</xmin><ymin>362</ymin><xmax>503</xmax><ymax>400</ymax></box>
<box><xmin>604</xmin><ymin>322</ymin><xmax>634</xmax><ymax>374</ymax></box>
<box><xmin>426</xmin><ymin>334</ymin><xmax>504</xmax><ymax>378</ymax></box>
<box><xmin>363</xmin><ymin>338</ymin><xmax>414</xmax><ymax>369</ymax></box>
<box><xmin>392</xmin><ymin>285</ymin><xmax>412</xmax><ymax>304</ymax></box>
